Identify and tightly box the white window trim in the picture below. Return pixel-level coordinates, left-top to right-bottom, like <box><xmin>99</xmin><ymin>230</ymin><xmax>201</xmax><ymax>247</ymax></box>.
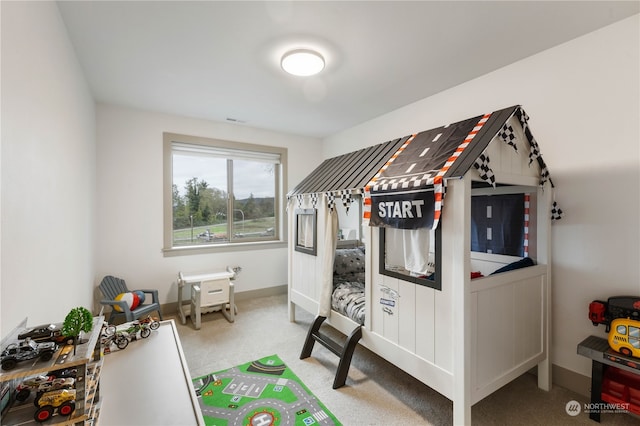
<box><xmin>162</xmin><ymin>132</ymin><xmax>287</xmax><ymax>256</ymax></box>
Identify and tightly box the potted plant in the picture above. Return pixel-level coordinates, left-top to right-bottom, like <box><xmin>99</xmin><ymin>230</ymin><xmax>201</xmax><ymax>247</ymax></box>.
<box><xmin>61</xmin><ymin>307</ymin><xmax>93</xmax><ymax>355</ymax></box>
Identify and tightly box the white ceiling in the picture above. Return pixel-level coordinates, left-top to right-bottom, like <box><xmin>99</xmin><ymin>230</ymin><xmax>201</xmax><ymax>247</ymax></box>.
<box><xmin>57</xmin><ymin>1</ymin><xmax>639</xmax><ymax>139</ymax></box>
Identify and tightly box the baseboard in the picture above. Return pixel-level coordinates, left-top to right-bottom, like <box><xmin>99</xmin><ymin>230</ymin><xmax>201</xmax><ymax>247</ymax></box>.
<box><xmin>234</xmin><ymin>284</ymin><xmax>288</xmax><ymax>301</ymax></box>
<box><xmin>527</xmin><ymin>364</ymin><xmax>591</xmax><ymax>398</ymax></box>
<box><xmin>161</xmin><ymin>284</ymin><xmax>287</xmax><ymax>316</ymax></box>
<box><xmin>552</xmin><ymin>364</ymin><xmax>592</xmax><ymax>398</ymax></box>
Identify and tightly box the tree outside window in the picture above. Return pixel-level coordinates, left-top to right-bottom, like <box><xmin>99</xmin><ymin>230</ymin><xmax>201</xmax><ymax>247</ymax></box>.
<box><xmin>164</xmin><ymin>134</ymin><xmax>286</xmax><ymax>251</ymax></box>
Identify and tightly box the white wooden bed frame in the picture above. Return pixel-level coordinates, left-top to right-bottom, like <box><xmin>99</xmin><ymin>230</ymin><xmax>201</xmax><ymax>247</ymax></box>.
<box><xmin>288</xmin><ymin>116</ymin><xmax>553</xmax><ymax>425</ymax></box>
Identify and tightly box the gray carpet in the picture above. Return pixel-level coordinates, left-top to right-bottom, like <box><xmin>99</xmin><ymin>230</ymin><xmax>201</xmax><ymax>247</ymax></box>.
<box><xmin>170</xmin><ymin>293</ymin><xmax>638</xmax><ymax>425</ymax></box>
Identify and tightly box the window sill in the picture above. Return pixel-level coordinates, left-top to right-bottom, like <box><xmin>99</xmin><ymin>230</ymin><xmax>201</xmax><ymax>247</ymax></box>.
<box><xmin>162</xmin><ymin>240</ymin><xmax>287</xmax><ymax>257</ymax></box>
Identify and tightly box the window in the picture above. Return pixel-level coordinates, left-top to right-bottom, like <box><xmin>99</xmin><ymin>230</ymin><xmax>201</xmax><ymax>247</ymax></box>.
<box><xmin>630</xmin><ymin>326</ymin><xmax>640</xmax><ymax>349</ymax></box>
<box><xmin>294</xmin><ymin>209</ymin><xmax>317</xmax><ymax>255</ymax></box>
<box><xmin>471</xmin><ymin>193</ymin><xmax>526</xmax><ymax>256</ymax></box>
<box><xmin>379</xmin><ymin>225</ymin><xmax>442</xmax><ymax>291</ymax></box>
<box><xmin>469</xmin><ymin>184</ymin><xmax>538</xmax><ymax>260</ymax></box>
<box><xmin>163</xmin><ymin>133</ymin><xmax>287</xmax><ymax>253</ymax></box>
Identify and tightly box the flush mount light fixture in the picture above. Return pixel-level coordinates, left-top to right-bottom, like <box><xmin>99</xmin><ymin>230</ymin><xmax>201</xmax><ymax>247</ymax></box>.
<box><xmin>281</xmin><ymin>49</ymin><xmax>325</xmax><ymax>76</ymax></box>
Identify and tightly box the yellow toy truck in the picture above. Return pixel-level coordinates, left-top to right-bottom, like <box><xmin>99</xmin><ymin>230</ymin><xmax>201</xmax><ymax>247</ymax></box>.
<box><xmin>608</xmin><ymin>318</ymin><xmax>640</xmax><ymax>358</ymax></box>
<box><xmin>33</xmin><ymin>388</ymin><xmax>76</xmax><ymax>422</ymax></box>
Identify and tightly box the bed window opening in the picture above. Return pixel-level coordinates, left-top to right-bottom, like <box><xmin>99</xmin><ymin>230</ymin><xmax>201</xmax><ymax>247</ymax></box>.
<box><xmin>331</xmin><ymin>198</ymin><xmax>366</xmax><ymax>325</ymax></box>
<box><xmin>379</xmin><ymin>224</ymin><xmax>442</xmax><ymax>291</ymax></box>
<box><xmin>295</xmin><ymin>208</ymin><xmax>317</xmax><ymax>255</ymax></box>
<box><xmin>469</xmin><ymin>185</ymin><xmax>539</xmax><ymax>277</ymax></box>
<box><xmin>336</xmin><ymin>195</ymin><xmax>363</xmax><ymax>249</ymax></box>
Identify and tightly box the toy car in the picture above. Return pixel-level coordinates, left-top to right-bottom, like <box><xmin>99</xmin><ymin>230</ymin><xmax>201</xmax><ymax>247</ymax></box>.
<box><xmin>608</xmin><ymin>317</ymin><xmax>640</xmax><ymax>358</ymax></box>
<box><xmin>18</xmin><ymin>323</ymin><xmax>75</xmax><ymax>345</ymax></box>
<box><xmin>1</xmin><ymin>340</ymin><xmax>57</xmax><ymax>370</ymax></box>
<box><xmin>47</xmin><ymin>367</ymin><xmax>77</xmax><ymax>379</ymax></box>
<box><xmin>33</xmin><ymin>389</ymin><xmax>76</xmax><ymax>422</ymax></box>
<box><xmin>589</xmin><ymin>296</ymin><xmax>640</xmax><ymax>330</ymax></box>
<box><xmin>36</xmin><ymin>378</ymin><xmax>75</xmax><ymax>401</ymax></box>
<box><xmin>15</xmin><ymin>375</ymin><xmax>55</xmax><ymax>401</ymax></box>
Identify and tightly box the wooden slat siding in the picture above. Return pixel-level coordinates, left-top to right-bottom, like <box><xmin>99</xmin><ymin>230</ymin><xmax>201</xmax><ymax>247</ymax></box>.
<box><xmin>331</xmin><ymin>138</ymin><xmax>402</xmax><ymax>193</ymax></box>
<box><xmin>289</xmin><ymin>158</ymin><xmax>328</xmax><ymax>196</ymax></box>
<box><xmin>318</xmin><ymin>149</ymin><xmax>363</xmax><ymax>193</ymax></box>
<box><xmin>302</xmin><ymin>155</ymin><xmax>346</xmax><ymax>195</ymax></box>
<box><xmin>287</xmin><ymin>138</ymin><xmax>407</xmax><ymax>197</ymax></box>
<box><xmin>344</xmin><ymin>137</ymin><xmax>408</xmax><ymax>193</ymax></box>
<box><xmin>294</xmin><ymin>156</ymin><xmax>340</xmax><ymax>195</ymax></box>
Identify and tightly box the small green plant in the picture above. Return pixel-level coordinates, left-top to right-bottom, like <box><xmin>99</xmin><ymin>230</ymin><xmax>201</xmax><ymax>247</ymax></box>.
<box><xmin>62</xmin><ymin>307</ymin><xmax>93</xmax><ymax>355</ymax></box>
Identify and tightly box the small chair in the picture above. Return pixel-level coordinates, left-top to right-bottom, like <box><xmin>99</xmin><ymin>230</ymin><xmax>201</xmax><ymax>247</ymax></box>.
<box><xmin>99</xmin><ymin>275</ymin><xmax>163</xmax><ymax>324</ymax></box>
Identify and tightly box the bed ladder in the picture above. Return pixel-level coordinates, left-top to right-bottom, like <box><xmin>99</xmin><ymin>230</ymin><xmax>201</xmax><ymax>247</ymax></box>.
<box><xmin>300</xmin><ymin>315</ymin><xmax>362</xmax><ymax>389</ymax></box>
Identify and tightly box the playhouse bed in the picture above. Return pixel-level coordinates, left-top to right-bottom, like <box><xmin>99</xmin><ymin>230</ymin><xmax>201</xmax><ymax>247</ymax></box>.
<box><xmin>287</xmin><ymin>106</ymin><xmax>556</xmax><ymax>425</ymax></box>
<box><xmin>291</xmin><ymin>233</ymin><xmax>550</xmax><ymax>425</ymax></box>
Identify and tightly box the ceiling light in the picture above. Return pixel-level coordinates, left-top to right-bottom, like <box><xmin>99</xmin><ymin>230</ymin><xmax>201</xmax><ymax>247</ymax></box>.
<box><xmin>281</xmin><ymin>49</ymin><xmax>325</xmax><ymax>76</ymax></box>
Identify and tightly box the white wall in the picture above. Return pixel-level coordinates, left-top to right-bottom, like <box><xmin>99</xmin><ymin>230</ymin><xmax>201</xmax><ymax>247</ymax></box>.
<box><xmin>1</xmin><ymin>2</ymin><xmax>96</xmax><ymax>336</ymax></box>
<box><xmin>96</xmin><ymin>105</ymin><xmax>322</xmax><ymax>306</ymax></box>
<box><xmin>2</xmin><ymin>1</ymin><xmax>636</xmax><ymax>385</ymax></box>
<box><xmin>324</xmin><ymin>15</ymin><xmax>640</xmax><ymax>378</ymax></box>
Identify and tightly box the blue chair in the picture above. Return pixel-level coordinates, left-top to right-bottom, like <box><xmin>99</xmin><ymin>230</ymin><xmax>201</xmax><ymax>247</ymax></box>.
<box><xmin>99</xmin><ymin>275</ymin><xmax>163</xmax><ymax>323</ymax></box>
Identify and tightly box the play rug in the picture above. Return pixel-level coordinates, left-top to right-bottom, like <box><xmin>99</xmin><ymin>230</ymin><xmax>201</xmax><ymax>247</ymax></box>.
<box><xmin>192</xmin><ymin>354</ymin><xmax>342</xmax><ymax>426</ymax></box>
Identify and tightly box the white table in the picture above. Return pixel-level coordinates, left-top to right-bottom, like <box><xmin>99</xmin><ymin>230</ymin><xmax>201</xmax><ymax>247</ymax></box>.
<box><xmin>177</xmin><ymin>269</ymin><xmax>236</xmax><ymax>329</ymax></box>
<box><xmin>100</xmin><ymin>320</ymin><xmax>204</xmax><ymax>425</ymax></box>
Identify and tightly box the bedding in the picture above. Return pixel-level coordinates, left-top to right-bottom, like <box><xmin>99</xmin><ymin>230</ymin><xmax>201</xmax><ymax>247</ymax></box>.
<box><xmin>332</xmin><ymin>247</ymin><xmax>366</xmax><ymax>325</ymax></box>
<box><xmin>332</xmin><ymin>282</ymin><xmax>365</xmax><ymax>325</ymax></box>
<box><xmin>490</xmin><ymin>256</ymin><xmax>535</xmax><ymax>274</ymax></box>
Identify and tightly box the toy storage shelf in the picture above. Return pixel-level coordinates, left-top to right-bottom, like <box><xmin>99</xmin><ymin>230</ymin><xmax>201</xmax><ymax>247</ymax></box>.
<box><xmin>577</xmin><ymin>335</ymin><xmax>640</xmax><ymax>422</ymax></box>
<box><xmin>0</xmin><ymin>316</ymin><xmax>104</xmax><ymax>425</ymax></box>
<box><xmin>99</xmin><ymin>319</ymin><xmax>204</xmax><ymax>425</ymax></box>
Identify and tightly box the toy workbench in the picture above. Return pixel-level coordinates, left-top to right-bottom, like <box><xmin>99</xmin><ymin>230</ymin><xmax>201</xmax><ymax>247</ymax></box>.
<box><xmin>577</xmin><ymin>335</ymin><xmax>640</xmax><ymax>422</ymax></box>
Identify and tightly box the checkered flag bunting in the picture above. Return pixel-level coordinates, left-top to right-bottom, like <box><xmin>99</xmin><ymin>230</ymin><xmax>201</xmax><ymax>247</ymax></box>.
<box><xmin>339</xmin><ymin>190</ymin><xmax>354</xmax><ymax>214</ymax></box>
<box><xmin>473</xmin><ymin>154</ymin><xmax>496</xmax><ymax>187</ymax></box>
<box><xmin>528</xmin><ymin>138</ymin><xmax>541</xmax><ymax>166</ymax></box>
<box><xmin>310</xmin><ymin>193</ymin><xmax>318</xmax><ymax>209</ymax></box>
<box><xmin>539</xmin><ymin>162</ymin><xmax>551</xmax><ymax>187</ymax></box>
<box><xmin>498</xmin><ymin>123</ymin><xmax>518</xmax><ymax>152</ymax></box>
<box><xmin>551</xmin><ymin>201</ymin><xmax>563</xmax><ymax>220</ymax></box>
<box><xmin>326</xmin><ymin>193</ymin><xmax>336</xmax><ymax>212</ymax></box>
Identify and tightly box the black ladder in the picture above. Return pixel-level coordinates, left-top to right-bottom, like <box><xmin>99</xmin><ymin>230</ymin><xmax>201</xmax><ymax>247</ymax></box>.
<box><xmin>300</xmin><ymin>315</ymin><xmax>362</xmax><ymax>389</ymax></box>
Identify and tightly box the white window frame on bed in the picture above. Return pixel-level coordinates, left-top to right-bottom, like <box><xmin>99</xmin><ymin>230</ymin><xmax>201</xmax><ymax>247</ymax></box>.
<box><xmin>162</xmin><ymin>132</ymin><xmax>287</xmax><ymax>256</ymax></box>
<box><xmin>294</xmin><ymin>208</ymin><xmax>317</xmax><ymax>256</ymax></box>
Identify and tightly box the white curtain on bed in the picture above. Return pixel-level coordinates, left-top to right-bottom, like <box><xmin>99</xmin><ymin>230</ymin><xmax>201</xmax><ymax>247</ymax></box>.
<box><xmin>319</xmin><ymin>195</ymin><xmax>339</xmax><ymax>317</ymax></box>
<box><xmin>385</xmin><ymin>227</ymin><xmax>431</xmax><ymax>276</ymax></box>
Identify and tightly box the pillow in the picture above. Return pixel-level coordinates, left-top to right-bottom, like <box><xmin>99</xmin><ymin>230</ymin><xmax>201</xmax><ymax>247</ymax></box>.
<box><xmin>113</xmin><ymin>292</ymin><xmax>140</xmax><ymax>312</ymax></box>
<box><xmin>334</xmin><ymin>247</ymin><xmax>365</xmax><ymax>283</ymax></box>
<box><xmin>491</xmin><ymin>257</ymin><xmax>535</xmax><ymax>275</ymax></box>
